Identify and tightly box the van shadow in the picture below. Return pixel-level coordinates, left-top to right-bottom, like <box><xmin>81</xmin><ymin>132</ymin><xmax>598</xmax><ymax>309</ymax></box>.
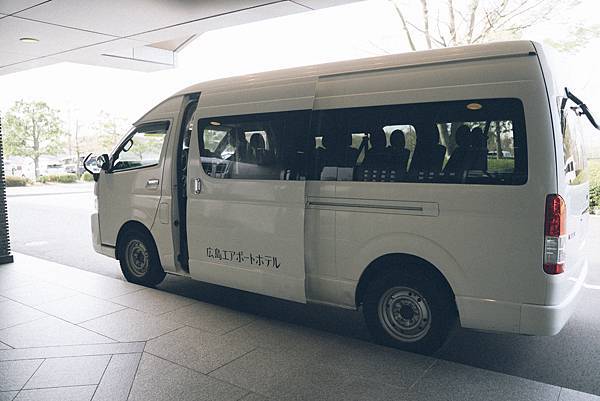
<box><xmin>157</xmin><ymin>273</ymin><xmax>371</xmax><ymax>341</ymax></box>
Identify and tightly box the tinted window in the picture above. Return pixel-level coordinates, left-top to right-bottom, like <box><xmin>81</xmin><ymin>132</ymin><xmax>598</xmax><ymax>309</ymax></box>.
<box><xmin>310</xmin><ymin>98</ymin><xmax>527</xmax><ymax>185</ymax></box>
<box><xmin>198</xmin><ymin>111</ymin><xmax>311</xmax><ymax>180</ymax></box>
<box><xmin>561</xmin><ymin>106</ymin><xmax>588</xmax><ymax>185</ymax></box>
<box><xmin>112</xmin><ymin>121</ymin><xmax>169</xmax><ymax>171</ymax></box>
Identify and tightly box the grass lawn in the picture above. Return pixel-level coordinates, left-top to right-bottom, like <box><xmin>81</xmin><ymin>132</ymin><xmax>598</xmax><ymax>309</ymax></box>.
<box><xmin>487</xmin><ymin>158</ymin><xmax>514</xmax><ymax>171</ymax></box>
<box><xmin>589</xmin><ymin>159</ymin><xmax>600</xmax><ymax>213</ymax></box>
<box><xmin>589</xmin><ymin>159</ymin><xmax>600</xmax><ymax>185</ymax></box>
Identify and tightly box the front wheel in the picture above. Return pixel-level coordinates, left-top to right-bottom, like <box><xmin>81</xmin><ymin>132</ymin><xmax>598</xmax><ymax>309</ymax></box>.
<box><xmin>119</xmin><ymin>229</ymin><xmax>166</xmax><ymax>286</ymax></box>
<box><xmin>363</xmin><ymin>269</ymin><xmax>456</xmax><ymax>354</ymax></box>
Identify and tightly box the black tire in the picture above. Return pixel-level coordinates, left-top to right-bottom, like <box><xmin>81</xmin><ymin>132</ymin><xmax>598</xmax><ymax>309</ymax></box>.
<box><xmin>363</xmin><ymin>268</ymin><xmax>456</xmax><ymax>355</ymax></box>
<box><xmin>118</xmin><ymin>229</ymin><xmax>166</xmax><ymax>286</ymax></box>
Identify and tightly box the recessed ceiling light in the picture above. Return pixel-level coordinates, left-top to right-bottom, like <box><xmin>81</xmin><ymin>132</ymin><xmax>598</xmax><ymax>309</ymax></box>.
<box><xmin>466</xmin><ymin>102</ymin><xmax>483</xmax><ymax>111</ymax></box>
<box><xmin>19</xmin><ymin>37</ymin><xmax>39</xmax><ymax>43</ymax></box>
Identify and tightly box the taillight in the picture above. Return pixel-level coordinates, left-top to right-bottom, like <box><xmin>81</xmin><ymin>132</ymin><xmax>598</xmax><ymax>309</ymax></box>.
<box><xmin>543</xmin><ymin>194</ymin><xmax>566</xmax><ymax>274</ymax></box>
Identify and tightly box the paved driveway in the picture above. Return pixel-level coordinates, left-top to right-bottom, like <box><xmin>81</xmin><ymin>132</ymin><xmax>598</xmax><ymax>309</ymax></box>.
<box><xmin>1</xmin><ymin>254</ymin><xmax>597</xmax><ymax>401</ymax></box>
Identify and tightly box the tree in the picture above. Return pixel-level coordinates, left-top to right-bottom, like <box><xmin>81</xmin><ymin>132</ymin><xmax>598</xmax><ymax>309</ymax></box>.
<box><xmin>92</xmin><ymin>111</ymin><xmax>129</xmax><ymax>152</ymax></box>
<box><xmin>389</xmin><ymin>0</ymin><xmax>598</xmax><ymax>157</ymax></box>
<box><xmin>71</xmin><ymin>120</ymin><xmax>82</xmax><ymax>178</ymax></box>
<box><xmin>546</xmin><ymin>23</ymin><xmax>600</xmax><ymax>53</ymax></box>
<box><xmin>4</xmin><ymin>100</ymin><xmax>65</xmax><ymax>180</ymax></box>
<box><xmin>390</xmin><ymin>0</ymin><xmax>585</xmax><ymax>51</ymax></box>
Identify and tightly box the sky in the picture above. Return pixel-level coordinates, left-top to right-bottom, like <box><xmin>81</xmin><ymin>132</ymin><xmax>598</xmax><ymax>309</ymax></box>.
<box><xmin>0</xmin><ymin>0</ymin><xmax>599</xmax><ymax>145</ymax></box>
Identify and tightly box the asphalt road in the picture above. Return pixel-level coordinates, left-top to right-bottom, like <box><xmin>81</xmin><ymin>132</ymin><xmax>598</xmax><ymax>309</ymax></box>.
<box><xmin>7</xmin><ymin>183</ymin><xmax>122</xmax><ymax>279</ymax></box>
<box><xmin>7</xmin><ymin>183</ymin><xmax>600</xmax><ymax>395</ymax></box>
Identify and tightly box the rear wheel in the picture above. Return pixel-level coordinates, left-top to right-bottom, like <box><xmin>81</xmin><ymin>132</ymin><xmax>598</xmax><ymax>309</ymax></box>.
<box><xmin>363</xmin><ymin>268</ymin><xmax>456</xmax><ymax>354</ymax></box>
<box><xmin>119</xmin><ymin>229</ymin><xmax>166</xmax><ymax>286</ymax></box>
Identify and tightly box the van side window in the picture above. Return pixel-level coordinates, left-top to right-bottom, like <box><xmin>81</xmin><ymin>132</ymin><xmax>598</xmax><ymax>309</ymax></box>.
<box><xmin>311</xmin><ymin>98</ymin><xmax>527</xmax><ymax>185</ymax></box>
<box><xmin>311</xmin><ymin>108</ymin><xmax>375</xmax><ymax>181</ymax></box>
<box><xmin>112</xmin><ymin>121</ymin><xmax>169</xmax><ymax>172</ymax></box>
<box><xmin>198</xmin><ymin>111</ymin><xmax>311</xmax><ymax>180</ymax></box>
<box><xmin>432</xmin><ymin>101</ymin><xmax>527</xmax><ymax>185</ymax></box>
<box><xmin>440</xmin><ymin>120</ymin><xmax>519</xmax><ymax>182</ymax></box>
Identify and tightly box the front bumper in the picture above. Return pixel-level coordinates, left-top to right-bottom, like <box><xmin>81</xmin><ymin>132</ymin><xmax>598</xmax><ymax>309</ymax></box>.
<box><xmin>91</xmin><ymin>212</ymin><xmax>115</xmax><ymax>258</ymax></box>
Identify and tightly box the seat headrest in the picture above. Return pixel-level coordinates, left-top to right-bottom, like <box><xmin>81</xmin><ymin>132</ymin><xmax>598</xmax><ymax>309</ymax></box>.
<box><xmin>340</xmin><ymin>132</ymin><xmax>352</xmax><ymax>147</ymax></box>
<box><xmin>370</xmin><ymin>130</ymin><xmax>387</xmax><ymax>149</ymax></box>
<box><xmin>470</xmin><ymin>127</ymin><xmax>486</xmax><ymax>147</ymax></box>
<box><xmin>230</xmin><ymin>129</ymin><xmax>248</xmax><ymax>147</ymax></box>
<box><xmin>455</xmin><ymin>125</ymin><xmax>470</xmax><ymax>147</ymax></box>
<box><xmin>249</xmin><ymin>133</ymin><xmax>265</xmax><ymax>149</ymax></box>
<box><xmin>321</xmin><ymin>133</ymin><xmax>334</xmax><ymax>149</ymax></box>
<box><xmin>390</xmin><ymin>129</ymin><xmax>406</xmax><ymax>148</ymax></box>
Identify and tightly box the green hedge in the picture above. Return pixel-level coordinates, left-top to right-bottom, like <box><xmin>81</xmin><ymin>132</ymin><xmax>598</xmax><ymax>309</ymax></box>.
<box><xmin>5</xmin><ymin>176</ymin><xmax>30</xmax><ymax>187</ymax></box>
<box><xmin>589</xmin><ymin>159</ymin><xmax>600</xmax><ymax>214</ymax></box>
<box><xmin>82</xmin><ymin>172</ymin><xmax>94</xmax><ymax>182</ymax></box>
<box><xmin>590</xmin><ymin>186</ymin><xmax>600</xmax><ymax>213</ymax></box>
<box><xmin>38</xmin><ymin>174</ymin><xmax>78</xmax><ymax>184</ymax></box>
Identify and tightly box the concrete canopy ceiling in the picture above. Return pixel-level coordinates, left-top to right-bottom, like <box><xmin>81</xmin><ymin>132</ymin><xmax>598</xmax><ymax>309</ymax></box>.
<box><xmin>0</xmin><ymin>0</ymin><xmax>356</xmax><ymax>76</ymax></box>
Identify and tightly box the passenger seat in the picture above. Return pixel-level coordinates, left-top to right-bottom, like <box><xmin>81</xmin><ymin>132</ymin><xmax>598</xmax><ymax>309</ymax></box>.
<box><xmin>388</xmin><ymin>129</ymin><xmax>410</xmax><ymax>173</ymax></box>
<box><xmin>248</xmin><ymin>133</ymin><xmax>269</xmax><ymax>165</ymax></box>
<box><xmin>408</xmin><ymin>128</ymin><xmax>446</xmax><ymax>175</ymax></box>
<box><xmin>363</xmin><ymin>130</ymin><xmax>389</xmax><ymax>167</ymax></box>
<box><xmin>469</xmin><ymin>127</ymin><xmax>488</xmax><ymax>171</ymax></box>
<box><xmin>443</xmin><ymin>125</ymin><xmax>471</xmax><ymax>175</ymax></box>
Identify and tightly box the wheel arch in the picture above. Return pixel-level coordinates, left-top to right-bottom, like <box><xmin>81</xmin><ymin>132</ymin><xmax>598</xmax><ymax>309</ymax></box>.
<box><xmin>356</xmin><ymin>252</ymin><xmax>460</xmax><ymax>307</ymax></box>
<box><xmin>115</xmin><ymin>220</ymin><xmax>156</xmax><ymax>260</ymax></box>
<box><xmin>349</xmin><ymin>232</ymin><xmax>468</xmax><ymax>309</ymax></box>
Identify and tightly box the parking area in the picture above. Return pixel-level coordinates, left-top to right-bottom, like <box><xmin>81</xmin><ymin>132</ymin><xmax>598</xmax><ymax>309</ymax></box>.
<box><xmin>5</xmin><ymin>184</ymin><xmax>600</xmax><ymax>400</ymax></box>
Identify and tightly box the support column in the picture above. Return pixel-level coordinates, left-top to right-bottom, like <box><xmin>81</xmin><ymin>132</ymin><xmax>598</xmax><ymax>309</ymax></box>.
<box><xmin>0</xmin><ymin>117</ymin><xmax>14</xmax><ymax>264</ymax></box>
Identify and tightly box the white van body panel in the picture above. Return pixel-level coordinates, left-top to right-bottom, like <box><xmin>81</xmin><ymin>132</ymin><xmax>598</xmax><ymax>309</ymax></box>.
<box><xmin>308</xmin><ymin>55</ymin><xmax>555</xmax><ymax>319</ymax></box>
<box><xmin>92</xmin><ymin>41</ymin><xmax>588</xmax><ymax>337</ymax></box>
<box><xmin>175</xmin><ymin>41</ymin><xmax>536</xmax><ymax>96</ymax></box>
<box><xmin>195</xmin><ymin>77</ymin><xmax>316</xmax><ymax>118</ymax></box>
<box><xmin>534</xmin><ymin>44</ymin><xmax>590</xmax><ymax>311</ymax></box>
<box><xmin>150</xmin><ymin>95</ymin><xmax>200</xmax><ymax>274</ymax></box>
<box><xmin>185</xmin><ymin>78</ymin><xmax>317</xmax><ymax>303</ymax></box>
<box><xmin>96</xmin><ymin>96</ymin><xmax>183</xmax><ymax>259</ymax></box>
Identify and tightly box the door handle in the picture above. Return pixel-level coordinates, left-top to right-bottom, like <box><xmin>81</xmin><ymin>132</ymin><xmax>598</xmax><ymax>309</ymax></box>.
<box><xmin>146</xmin><ymin>179</ymin><xmax>159</xmax><ymax>189</ymax></box>
<box><xmin>194</xmin><ymin>177</ymin><xmax>202</xmax><ymax>194</ymax></box>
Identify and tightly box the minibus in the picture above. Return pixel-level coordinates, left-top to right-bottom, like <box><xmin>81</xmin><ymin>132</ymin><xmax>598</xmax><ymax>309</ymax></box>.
<box><xmin>89</xmin><ymin>41</ymin><xmax>598</xmax><ymax>353</ymax></box>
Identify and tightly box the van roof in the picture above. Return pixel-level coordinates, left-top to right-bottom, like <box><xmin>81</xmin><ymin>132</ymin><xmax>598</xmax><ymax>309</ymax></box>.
<box><xmin>176</xmin><ymin>40</ymin><xmax>537</xmax><ymax>95</ymax></box>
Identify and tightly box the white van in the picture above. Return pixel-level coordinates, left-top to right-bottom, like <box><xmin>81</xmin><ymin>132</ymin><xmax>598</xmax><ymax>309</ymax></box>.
<box><xmin>90</xmin><ymin>41</ymin><xmax>598</xmax><ymax>353</ymax></box>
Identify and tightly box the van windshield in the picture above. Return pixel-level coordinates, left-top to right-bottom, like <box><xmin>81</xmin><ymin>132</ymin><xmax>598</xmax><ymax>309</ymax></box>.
<box><xmin>560</xmin><ymin>104</ymin><xmax>588</xmax><ymax>185</ymax></box>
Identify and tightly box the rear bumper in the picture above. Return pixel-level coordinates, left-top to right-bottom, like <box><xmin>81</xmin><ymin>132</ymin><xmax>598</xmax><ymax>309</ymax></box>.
<box><xmin>457</xmin><ymin>258</ymin><xmax>587</xmax><ymax>335</ymax></box>
<box><xmin>520</xmin><ymin>259</ymin><xmax>588</xmax><ymax>335</ymax></box>
<box><xmin>91</xmin><ymin>213</ymin><xmax>115</xmax><ymax>259</ymax></box>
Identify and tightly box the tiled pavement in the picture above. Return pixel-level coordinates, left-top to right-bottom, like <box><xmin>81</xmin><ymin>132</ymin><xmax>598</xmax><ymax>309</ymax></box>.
<box><xmin>1</xmin><ymin>254</ymin><xmax>600</xmax><ymax>401</ymax></box>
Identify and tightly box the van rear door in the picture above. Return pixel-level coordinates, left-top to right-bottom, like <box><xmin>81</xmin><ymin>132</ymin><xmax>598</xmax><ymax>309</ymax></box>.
<box><xmin>554</xmin><ymin>98</ymin><xmax>590</xmax><ymax>302</ymax></box>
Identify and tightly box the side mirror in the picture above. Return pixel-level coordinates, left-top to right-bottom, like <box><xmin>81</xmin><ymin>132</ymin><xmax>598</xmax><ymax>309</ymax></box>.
<box><xmin>96</xmin><ymin>154</ymin><xmax>110</xmax><ymax>171</ymax></box>
<box><xmin>83</xmin><ymin>153</ymin><xmax>101</xmax><ymax>182</ymax></box>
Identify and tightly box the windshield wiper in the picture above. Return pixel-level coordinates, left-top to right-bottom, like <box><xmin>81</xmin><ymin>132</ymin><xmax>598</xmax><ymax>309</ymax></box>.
<box><xmin>565</xmin><ymin>87</ymin><xmax>600</xmax><ymax>130</ymax></box>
